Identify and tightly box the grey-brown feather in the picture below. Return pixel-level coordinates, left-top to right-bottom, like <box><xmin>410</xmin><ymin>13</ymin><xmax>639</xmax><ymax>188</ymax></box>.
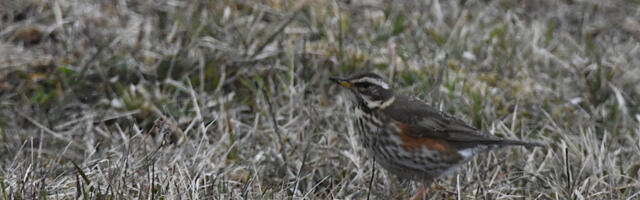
<box><xmin>381</xmin><ymin>93</ymin><xmax>544</xmax><ymax>150</ymax></box>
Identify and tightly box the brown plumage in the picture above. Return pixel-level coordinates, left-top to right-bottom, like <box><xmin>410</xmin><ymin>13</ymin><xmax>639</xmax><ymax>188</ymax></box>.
<box><xmin>330</xmin><ymin>72</ymin><xmax>543</xmax><ymax>196</ymax></box>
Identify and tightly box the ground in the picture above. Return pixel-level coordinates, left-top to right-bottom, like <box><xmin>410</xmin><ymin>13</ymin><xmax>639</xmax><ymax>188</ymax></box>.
<box><xmin>1</xmin><ymin>0</ymin><xmax>640</xmax><ymax>199</ymax></box>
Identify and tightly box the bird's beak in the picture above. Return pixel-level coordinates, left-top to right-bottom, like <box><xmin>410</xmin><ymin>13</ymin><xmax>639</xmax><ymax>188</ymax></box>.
<box><xmin>330</xmin><ymin>76</ymin><xmax>351</xmax><ymax>88</ymax></box>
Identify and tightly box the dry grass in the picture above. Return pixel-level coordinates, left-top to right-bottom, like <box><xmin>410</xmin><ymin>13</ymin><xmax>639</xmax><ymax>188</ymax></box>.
<box><xmin>1</xmin><ymin>0</ymin><xmax>640</xmax><ymax>199</ymax></box>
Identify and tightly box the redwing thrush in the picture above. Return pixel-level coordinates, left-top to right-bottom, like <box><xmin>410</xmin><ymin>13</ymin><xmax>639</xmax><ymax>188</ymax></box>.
<box><xmin>330</xmin><ymin>72</ymin><xmax>542</xmax><ymax>197</ymax></box>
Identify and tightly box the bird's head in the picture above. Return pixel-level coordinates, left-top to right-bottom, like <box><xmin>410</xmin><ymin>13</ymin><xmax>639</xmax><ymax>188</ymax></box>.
<box><xmin>330</xmin><ymin>72</ymin><xmax>395</xmax><ymax>110</ymax></box>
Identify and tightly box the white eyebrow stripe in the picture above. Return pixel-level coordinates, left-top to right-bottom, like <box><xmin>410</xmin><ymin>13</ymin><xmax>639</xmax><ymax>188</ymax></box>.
<box><xmin>351</xmin><ymin>77</ymin><xmax>389</xmax><ymax>89</ymax></box>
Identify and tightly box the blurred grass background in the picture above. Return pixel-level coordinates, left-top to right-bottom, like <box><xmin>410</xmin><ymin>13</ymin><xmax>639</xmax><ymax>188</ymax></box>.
<box><xmin>1</xmin><ymin>0</ymin><xmax>640</xmax><ymax>199</ymax></box>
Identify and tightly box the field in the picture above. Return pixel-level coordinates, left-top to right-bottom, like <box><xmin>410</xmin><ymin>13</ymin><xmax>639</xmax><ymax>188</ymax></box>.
<box><xmin>1</xmin><ymin>0</ymin><xmax>640</xmax><ymax>199</ymax></box>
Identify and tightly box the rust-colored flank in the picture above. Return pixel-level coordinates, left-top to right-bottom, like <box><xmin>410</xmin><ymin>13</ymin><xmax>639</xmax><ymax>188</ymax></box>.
<box><xmin>394</xmin><ymin>121</ymin><xmax>454</xmax><ymax>155</ymax></box>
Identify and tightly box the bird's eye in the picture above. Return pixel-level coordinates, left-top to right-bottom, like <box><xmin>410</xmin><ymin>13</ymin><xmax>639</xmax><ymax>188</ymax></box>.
<box><xmin>359</xmin><ymin>81</ymin><xmax>380</xmax><ymax>88</ymax></box>
<box><xmin>368</xmin><ymin>85</ymin><xmax>380</xmax><ymax>94</ymax></box>
<box><xmin>354</xmin><ymin>82</ymin><xmax>371</xmax><ymax>88</ymax></box>
<box><xmin>356</xmin><ymin>83</ymin><xmax>378</xmax><ymax>94</ymax></box>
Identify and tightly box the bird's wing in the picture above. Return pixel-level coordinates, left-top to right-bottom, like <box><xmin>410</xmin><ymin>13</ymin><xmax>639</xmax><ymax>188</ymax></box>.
<box><xmin>381</xmin><ymin>95</ymin><xmax>504</xmax><ymax>146</ymax></box>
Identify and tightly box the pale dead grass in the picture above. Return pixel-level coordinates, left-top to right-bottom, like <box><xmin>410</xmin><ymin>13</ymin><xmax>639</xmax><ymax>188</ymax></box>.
<box><xmin>0</xmin><ymin>0</ymin><xmax>639</xmax><ymax>199</ymax></box>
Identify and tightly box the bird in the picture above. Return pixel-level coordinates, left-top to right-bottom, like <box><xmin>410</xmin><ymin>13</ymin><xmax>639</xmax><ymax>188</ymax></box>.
<box><xmin>330</xmin><ymin>72</ymin><xmax>543</xmax><ymax>199</ymax></box>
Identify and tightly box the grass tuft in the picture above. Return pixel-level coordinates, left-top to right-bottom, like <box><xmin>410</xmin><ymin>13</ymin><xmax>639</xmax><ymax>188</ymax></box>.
<box><xmin>1</xmin><ymin>0</ymin><xmax>639</xmax><ymax>199</ymax></box>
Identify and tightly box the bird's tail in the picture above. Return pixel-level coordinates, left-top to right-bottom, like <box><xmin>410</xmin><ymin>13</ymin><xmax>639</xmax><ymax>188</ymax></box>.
<box><xmin>496</xmin><ymin>138</ymin><xmax>545</xmax><ymax>148</ymax></box>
